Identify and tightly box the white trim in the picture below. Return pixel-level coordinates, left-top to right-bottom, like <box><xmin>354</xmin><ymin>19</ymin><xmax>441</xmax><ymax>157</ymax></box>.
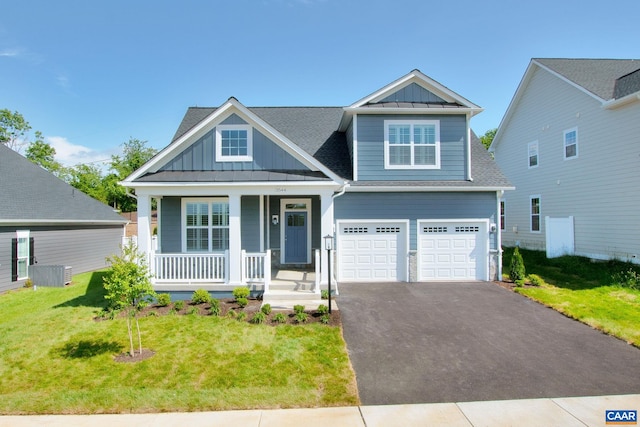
<box><xmin>280</xmin><ymin>198</ymin><xmax>312</xmax><ymax>265</ymax></box>
<box><xmin>383</xmin><ymin>119</ymin><xmax>441</xmax><ymax>169</ymax></box>
<box><xmin>530</xmin><ymin>195</ymin><xmax>541</xmax><ymax>233</ymax></box>
<box><xmin>345</xmin><ymin>185</ymin><xmax>515</xmax><ymax>192</ymax></box>
<box><xmin>336</xmin><ymin>219</ymin><xmax>410</xmax><ymax>282</ymax></box>
<box><xmin>563</xmin><ymin>127</ymin><xmax>579</xmax><ymax>160</ymax></box>
<box><xmin>259</xmin><ymin>195</ymin><xmax>265</xmax><ymax>252</ymax></box>
<box><xmin>215</xmin><ymin>124</ymin><xmax>253</xmax><ymax>162</ymax></box>
<box><xmin>181</xmin><ymin>197</ymin><xmax>230</xmax><ymax>253</ymax></box>
<box><xmin>528</xmin><ymin>140</ymin><xmax>539</xmax><ymax>168</ymax></box>
<box><xmin>16</xmin><ymin>230</ymin><xmax>30</xmax><ymax>280</ymax></box>
<box><xmin>352</xmin><ymin>114</ymin><xmax>358</xmax><ymax>182</ymax></box>
<box><xmin>416</xmin><ymin>219</ymin><xmax>490</xmax><ymax>281</ymax></box>
<box><xmin>466</xmin><ymin>113</ymin><xmax>472</xmax><ymax>181</ymax></box>
<box><xmin>0</xmin><ymin>219</ymin><xmax>127</xmax><ymax>225</ymax></box>
<box><xmin>603</xmin><ymin>92</ymin><xmax>640</xmax><ymax>109</ymax></box>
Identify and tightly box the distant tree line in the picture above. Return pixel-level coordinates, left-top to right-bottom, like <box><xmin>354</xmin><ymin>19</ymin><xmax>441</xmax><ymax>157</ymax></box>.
<box><xmin>1</xmin><ymin>109</ymin><xmax>156</xmax><ymax>212</ymax></box>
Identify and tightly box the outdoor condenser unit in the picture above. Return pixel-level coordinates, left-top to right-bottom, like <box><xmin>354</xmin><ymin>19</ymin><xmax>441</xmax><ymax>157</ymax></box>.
<box><xmin>29</xmin><ymin>265</ymin><xmax>72</xmax><ymax>287</ymax></box>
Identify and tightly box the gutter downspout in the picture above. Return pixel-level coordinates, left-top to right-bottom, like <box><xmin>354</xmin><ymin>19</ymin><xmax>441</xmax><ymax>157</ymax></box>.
<box><xmin>496</xmin><ymin>190</ymin><xmax>504</xmax><ymax>280</ymax></box>
<box><xmin>466</xmin><ymin>112</ymin><xmax>473</xmax><ymax>182</ymax></box>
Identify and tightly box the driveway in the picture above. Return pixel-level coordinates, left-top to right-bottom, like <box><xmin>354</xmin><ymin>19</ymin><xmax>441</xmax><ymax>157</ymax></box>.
<box><xmin>337</xmin><ymin>281</ymin><xmax>640</xmax><ymax>405</ymax></box>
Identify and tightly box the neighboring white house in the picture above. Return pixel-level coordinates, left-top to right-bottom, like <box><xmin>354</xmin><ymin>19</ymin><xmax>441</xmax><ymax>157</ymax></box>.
<box><xmin>491</xmin><ymin>58</ymin><xmax>640</xmax><ymax>262</ymax></box>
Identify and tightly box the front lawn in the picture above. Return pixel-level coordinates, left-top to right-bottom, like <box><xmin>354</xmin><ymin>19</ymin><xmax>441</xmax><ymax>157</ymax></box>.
<box><xmin>503</xmin><ymin>248</ymin><xmax>640</xmax><ymax>347</ymax></box>
<box><xmin>0</xmin><ymin>271</ymin><xmax>358</xmax><ymax>414</ymax></box>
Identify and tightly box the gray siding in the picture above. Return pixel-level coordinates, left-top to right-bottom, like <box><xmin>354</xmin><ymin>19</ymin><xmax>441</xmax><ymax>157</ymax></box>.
<box><xmin>0</xmin><ymin>225</ymin><xmax>124</xmax><ymax>293</ymax></box>
<box><xmin>494</xmin><ymin>66</ymin><xmax>640</xmax><ymax>261</ymax></box>
<box><xmin>268</xmin><ymin>195</ymin><xmax>321</xmax><ymax>250</ymax></box>
<box><xmin>160</xmin><ymin>197</ymin><xmax>181</xmax><ymax>253</ymax></box>
<box><xmin>241</xmin><ymin>196</ymin><xmax>260</xmax><ymax>252</ymax></box>
<box><xmin>356</xmin><ymin>114</ymin><xmax>467</xmax><ymax>181</ymax></box>
<box><xmin>160</xmin><ymin>116</ymin><xmax>309</xmax><ymax>173</ymax></box>
<box><xmin>335</xmin><ymin>192</ymin><xmax>498</xmax><ymax>250</ymax></box>
<box><xmin>380</xmin><ymin>83</ymin><xmax>446</xmax><ymax>103</ymax></box>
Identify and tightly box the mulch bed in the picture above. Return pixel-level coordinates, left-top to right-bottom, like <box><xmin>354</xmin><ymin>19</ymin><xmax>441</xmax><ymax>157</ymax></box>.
<box><xmin>114</xmin><ymin>348</ymin><xmax>156</xmax><ymax>363</ymax></box>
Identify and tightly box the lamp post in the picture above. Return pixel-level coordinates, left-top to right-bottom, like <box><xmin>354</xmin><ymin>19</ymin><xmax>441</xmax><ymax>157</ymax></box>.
<box><xmin>323</xmin><ymin>234</ymin><xmax>333</xmax><ymax>314</ymax></box>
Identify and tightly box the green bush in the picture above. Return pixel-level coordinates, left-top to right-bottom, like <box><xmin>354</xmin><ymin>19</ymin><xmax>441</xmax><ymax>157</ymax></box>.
<box><xmin>527</xmin><ymin>274</ymin><xmax>545</xmax><ymax>286</ymax></box>
<box><xmin>321</xmin><ymin>290</ymin><xmax>329</xmax><ymax>300</ymax></box>
<box><xmin>173</xmin><ymin>300</ymin><xmax>185</xmax><ymax>311</ymax></box>
<box><xmin>156</xmin><ymin>293</ymin><xmax>171</xmax><ymax>307</ymax></box>
<box><xmin>509</xmin><ymin>247</ymin><xmax>526</xmax><ymax>282</ymax></box>
<box><xmin>317</xmin><ymin>304</ymin><xmax>329</xmax><ymax>315</ymax></box>
<box><xmin>612</xmin><ymin>268</ymin><xmax>640</xmax><ymax>290</ymax></box>
<box><xmin>514</xmin><ymin>279</ymin><xmax>525</xmax><ymax>287</ymax></box>
<box><xmin>23</xmin><ymin>278</ymin><xmax>33</xmax><ymax>288</ymax></box>
<box><xmin>236</xmin><ymin>311</ymin><xmax>247</xmax><ymax>322</ymax></box>
<box><xmin>293</xmin><ymin>304</ymin><xmax>305</xmax><ymax>314</ymax></box>
<box><xmin>261</xmin><ymin>303</ymin><xmax>272</xmax><ymax>315</ymax></box>
<box><xmin>236</xmin><ymin>297</ymin><xmax>248</xmax><ymax>308</ymax></box>
<box><xmin>294</xmin><ymin>312</ymin><xmax>308</xmax><ymax>323</ymax></box>
<box><xmin>146</xmin><ymin>311</ymin><xmax>158</xmax><ymax>317</ymax></box>
<box><xmin>210</xmin><ymin>298</ymin><xmax>221</xmax><ymax>316</ymax></box>
<box><xmin>320</xmin><ymin>314</ymin><xmax>330</xmax><ymax>324</ymax></box>
<box><xmin>227</xmin><ymin>310</ymin><xmax>237</xmax><ymax>319</ymax></box>
<box><xmin>232</xmin><ymin>287</ymin><xmax>250</xmax><ymax>300</ymax></box>
<box><xmin>250</xmin><ymin>311</ymin><xmax>266</xmax><ymax>324</ymax></box>
<box><xmin>273</xmin><ymin>313</ymin><xmax>287</xmax><ymax>324</ymax></box>
<box><xmin>186</xmin><ymin>306</ymin><xmax>198</xmax><ymax>315</ymax></box>
<box><xmin>191</xmin><ymin>289</ymin><xmax>212</xmax><ymax>305</ymax></box>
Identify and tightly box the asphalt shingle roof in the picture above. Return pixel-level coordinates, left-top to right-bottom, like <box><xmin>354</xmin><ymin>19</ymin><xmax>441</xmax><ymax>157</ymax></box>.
<box><xmin>0</xmin><ymin>144</ymin><xmax>127</xmax><ymax>224</ymax></box>
<box><xmin>535</xmin><ymin>58</ymin><xmax>640</xmax><ymax>100</ymax></box>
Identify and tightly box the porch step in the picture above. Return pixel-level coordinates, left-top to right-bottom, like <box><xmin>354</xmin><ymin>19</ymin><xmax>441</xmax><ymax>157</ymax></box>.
<box><xmin>263</xmin><ymin>289</ymin><xmax>319</xmax><ymax>301</ymax></box>
<box><xmin>269</xmin><ymin>282</ymin><xmax>316</xmax><ymax>291</ymax></box>
<box><xmin>262</xmin><ymin>298</ymin><xmax>336</xmax><ymax>311</ymax></box>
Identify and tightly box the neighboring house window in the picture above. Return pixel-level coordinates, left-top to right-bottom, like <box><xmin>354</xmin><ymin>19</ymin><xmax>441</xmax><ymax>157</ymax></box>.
<box><xmin>384</xmin><ymin>120</ymin><xmax>440</xmax><ymax>169</ymax></box>
<box><xmin>12</xmin><ymin>230</ymin><xmax>32</xmax><ymax>281</ymax></box>
<box><xmin>500</xmin><ymin>200</ymin><xmax>505</xmax><ymax>230</ymax></box>
<box><xmin>183</xmin><ymin>199</ymin><xmax>229</xmax><ymax>252</ymax></box>
<box><xmin>528</xmin><ymin>141</ymin><xmax>539</xmax><ymax>168</ymax></box>
<box><xmin>215</xmin><ymin>125</ymin><xmax>253</xmax><ymax>162</ymax></box>
<box><xmin>530</xmin><ymin>196</ymin><xmax>541</xmax><ymax>232</ymax></box>
<box><xmin>563</xmin><ymin>127</ymin><xmax>578</xmax><ymax>160</ymax></box>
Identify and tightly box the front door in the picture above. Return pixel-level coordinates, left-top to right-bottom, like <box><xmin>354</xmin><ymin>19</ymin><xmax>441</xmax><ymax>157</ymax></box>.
<box><xmin>284</xmin><ymin>211</ymin><xmax>307</xmax><ymax>263</ymax></box>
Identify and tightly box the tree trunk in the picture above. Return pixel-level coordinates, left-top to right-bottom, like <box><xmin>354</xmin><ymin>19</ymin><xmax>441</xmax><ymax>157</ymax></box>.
<box><xmin>127</xmin><ymin>315</ymin><xmax>134</xmax><ymax>356</ymax></box>
<box><xmin>135</xmin><ymin>315</ymin><xmax>143</xmax><ymax>355</ymax></box>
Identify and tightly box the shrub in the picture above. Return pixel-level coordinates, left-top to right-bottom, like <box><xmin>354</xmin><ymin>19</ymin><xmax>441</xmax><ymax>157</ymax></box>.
<box><xmin>146</xmin><ymin>311</ymin><xmax>158</xmax><ymax>317</ymax></box>
<box><xmin>227</xmin><ymin>310</ymin><xmax>238</xmax><ymax>319</ymax></box>
<box><xmin>186</xmin><ymin>306</ymin><xmax>198</xmax><ymax>315</ymax></box>
<box><xmin>232</xmin><ymin>287</ymin><xmax>250</xmax><ymax>300</ymax></box>
<box><xmin>321</xmin><ymin>290</ymin><xmax>329</xmax><ymax>300</ymax></box>
<box><xmin>236</xmin><ymin>311</ymin><xmax>247</xmax><ymax>322</ymax></box>
<box><xmin>317</xmin><ymin>304</ymin><xmax>329</xmax><ymax>315</ymax></box>
<box><xmin>250</xmin><ymin>311</ymin><xmax>266</xmax><ymax>324</ymax></box>
<box><xmin>514</xmin><ymin>279</ymin><xmax>525</xmax><ymax>288</ymax></box>
<box><xmin>209</xmin><ymin>298</ymin><xmax>221</xmax><ymax>316</ymax></box>
<box><xmin>509</xmin><ymin>247</ymin><xmax>526</xmax><ymax>282</ymax></box>
<box><xmin>273</xmin><ymin>313</ymin><xmax>287</xmax><ymax>324</ymax></box>
<box><xmin>23</xmin><ymin>278</ymin><xmax>33</xmax><ymax>288</ymax></box>
<box><xmin>156</xmin><ymin>293</ymin><xmax>171</xmax><ymax>307</ymax></box>
<box><xmin>191</xmin><ymin>289</ymin><xmax>212</xmax><ymax>305</ymax></box>
<box><xmin>527</xmin><ymin>274</ymin><xmax>545</xmax><ymax>287</ymax></box>
<box><xmin>261</xmin><ymin>303</ymin><xmax>272</xmax><ymax>315</ymax></box>
<box><xmin>236</xmin><ymin>297</ymin><xmax>248</xmax><ymax>308</ymax></box>
<box><xmin>173</xmin><ymin>300</ymin><xmax>185</xmax><ymax>311</ymax></box>
<box><xmin>293</xmin><ymin>304</ymin><xmax>305</xmax><ymax>314</ymax></box>
<box><xmin>320</xmin><ymin>314</ymin><xmax>330</xmax><ymax>324</ymax></box>
<box><xmin>612</xmin><ymin>268</ymin><xmax>640</xmax><ymax>290</ymax></box>
<box><xmin>294</xmin><ymin>312</ymin><xmax>308</xmax><ymax>323</ymax></box>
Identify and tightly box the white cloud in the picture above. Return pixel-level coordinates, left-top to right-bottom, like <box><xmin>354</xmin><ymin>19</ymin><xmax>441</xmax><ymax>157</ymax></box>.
<box><xmin>0</xmin><ymin>48</ymin><xmax>21</xmax><ymax>57</ymax></box>
<box><xmin>47</xmin><ymin>136</ymin><xmax>112</xmax><ymax>169</ymax></box>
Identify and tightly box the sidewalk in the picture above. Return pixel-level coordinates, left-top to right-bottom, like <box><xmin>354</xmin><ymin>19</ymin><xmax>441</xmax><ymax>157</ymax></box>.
<box><xmin>1</xmin><ymin>394</ymin><xmax>638</xmax><ymax>427</ymax></box>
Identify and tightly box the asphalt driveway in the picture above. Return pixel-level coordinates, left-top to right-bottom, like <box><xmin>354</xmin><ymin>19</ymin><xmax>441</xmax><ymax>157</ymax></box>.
<box><xmin>337</xmin><ymin>281</ymin><xmax>640</xmax><ymax>405</ymax></box>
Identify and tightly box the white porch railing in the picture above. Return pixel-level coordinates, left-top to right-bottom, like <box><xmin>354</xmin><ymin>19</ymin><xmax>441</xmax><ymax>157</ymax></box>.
<box><xmin>242</xmin><ymin>250</ymin><xmax>271</xmax><ymax>293</ymax></box>
<box><xmin>153</xmin><ymin>251</ymin><xmax>228</xmax><ymax>283</ymax></box>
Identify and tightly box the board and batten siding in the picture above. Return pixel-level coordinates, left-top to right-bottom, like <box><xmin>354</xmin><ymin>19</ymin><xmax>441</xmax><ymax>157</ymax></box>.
<box><xmin>379</xmin><ymin>82</ymin><xmax>447</xmax><ymax>104</ymax></box>
<box><xmin>494</xmin><ymin>65</ymin><xmax>640</xmax><ymax>261</ymax></box>
<box><xmin>334</xmin><ymin>192</ymin><xmax>498</xmax><ymax>251</ymax></box>
<box><xmin>356</xmin><ymin>114</ymin><xmax>467</xmax><ymax>181</ymax></box>
<box><xmin>0</xmin><ymin>225</ymin><xmax>124</xmax><ymax>293</ymax></box>
<box><xmin>160</xmin><ymin>114</ymin><xmax>309</xmax><ymax>172</ymax></box>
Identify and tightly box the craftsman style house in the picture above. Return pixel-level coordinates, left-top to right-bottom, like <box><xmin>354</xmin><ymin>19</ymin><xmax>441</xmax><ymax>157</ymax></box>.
<box><xmin>123</xmin><ymin>70</ymin><xmax>512</xmax><ymax>295</ymax></box>
<box><xmin>491</xmin><ymin>59</ymin><xmax>640</xmax><ymax>262</ymax></box>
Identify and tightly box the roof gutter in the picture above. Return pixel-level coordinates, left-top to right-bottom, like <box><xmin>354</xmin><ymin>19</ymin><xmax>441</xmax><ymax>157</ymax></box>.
<box><xmin>602</xmin><ymin>92</ymin><xmax>640</xmax><ymax>110</ymax></box>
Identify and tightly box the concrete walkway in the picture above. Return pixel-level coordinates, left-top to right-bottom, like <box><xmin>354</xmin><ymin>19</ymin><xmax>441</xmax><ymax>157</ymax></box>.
<box><xmin>2</xmin><ymin>394</ymin><xmax>638</xmax><ymax>426</ymax></box>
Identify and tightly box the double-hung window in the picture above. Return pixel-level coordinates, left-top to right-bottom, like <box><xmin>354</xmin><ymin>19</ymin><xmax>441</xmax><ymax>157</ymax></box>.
<box><xmin>215</xmin><ymin>124</ymin><xmax>253</xmax><ymax>162</ymax></box>
<box><xmin>16</xmin><ymin>230</ymin><xmax>30</xmax><ymax>280</ymax></box>
<box><xmin>184</xmin><ymin>199</ymin><xmax>229</xmax><ymax>252</ymax></box>
<box><xmin>563</xmin><ymin>127</ymin><xmax>578</xmax><ymax>160</ymax></box>
<box><xmin>384</xmin><ymin>120</ymin><xmax>440</xmax><ymax>169</ymax></box>
<box><xmin>528</xmin><ymin>141</ymin><xmax>539</xmax><ymax>168</ymax></box>
<box><xmin>530</xmin><ymin>196</ymin><xmax>541</xmax><ymax>233</ymax></box>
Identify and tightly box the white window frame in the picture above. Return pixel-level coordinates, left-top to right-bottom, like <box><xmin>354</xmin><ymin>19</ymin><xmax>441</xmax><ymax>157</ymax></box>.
<box><xmin>384</xmin><ymin>120</ymin><xmax>441</xmax><ymax>169</ymax></box>
<box><xmin>182</xmin><ymin>198</ymin><xmax>230</xmax><ymax>252</ymax></box>
<box><xmin>528</xmin><ymin>140</ymin><xmax>539</xmax><ymax>168</ymax></box>
<box><xmin>16</xmin><ymin>230</ymin><xmax>30</xmax><ymax>280</ymax></box>
<box><xmin>563</xmin><ymin>127</ymin><xmax>578</xmax><ymax>160</ymax></box>
<box><xmin>530</xmin><ymin>195</ymin><xmax>541</xmax><ymax>233</ymax></box>
<box><xmin>215</xmin><ymin>124</ymin><xmax>253</xmax><ymax>162</ymax></box>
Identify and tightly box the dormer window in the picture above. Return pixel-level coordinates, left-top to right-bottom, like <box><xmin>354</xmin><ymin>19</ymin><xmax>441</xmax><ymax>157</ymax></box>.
<box><xmin>216</xmin><ymin>124</ymin><xmax>253</xmax><ymax>162</ymax></box>
<box><xmin>384</xmin><ymin>120</ymin><xmax>440</xmax><ymax>169</ymax></box>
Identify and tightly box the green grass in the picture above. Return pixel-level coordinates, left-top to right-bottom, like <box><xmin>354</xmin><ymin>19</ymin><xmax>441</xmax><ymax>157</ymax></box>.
<box><xmin>503</xmin><ymin>248</ymin><xmax>640</xmax><ymax>347</ymax></box>
<box><xmin>0</xmin><ymin>271</ymin><xmax>358</xmax><ymax>414</ymax></box>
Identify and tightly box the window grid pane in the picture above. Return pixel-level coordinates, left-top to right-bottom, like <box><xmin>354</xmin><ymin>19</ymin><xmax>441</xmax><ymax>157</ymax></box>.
<box><xmin>414</xmin><ymin>125</ymin><xmax>435</xmax><ymax>145</ymax></box>
<box><xmin>414</xmin><ymin>145</ymin><xmax>436</xmax><ymax>165</ymax></box>
<box><xmin>531</xmin><ymin>198</ymin><xmax>540</xmax><ymax>231</ymax></box>
<box><xmin>389</xmin><ymin>146</ymin><xmax>411</xmax><ymax>165</ymax></box>
<box><xmin>221</xmin><ymin>129</ymin><xmax>248</xmax><ymax>156</ymax></box>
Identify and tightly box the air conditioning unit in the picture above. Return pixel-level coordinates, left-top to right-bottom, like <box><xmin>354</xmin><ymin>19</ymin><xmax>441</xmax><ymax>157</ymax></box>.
<box><xmin>29</xmin><ymin>265</ymin><xmax>72</xmax><ymax>287</ymax></box>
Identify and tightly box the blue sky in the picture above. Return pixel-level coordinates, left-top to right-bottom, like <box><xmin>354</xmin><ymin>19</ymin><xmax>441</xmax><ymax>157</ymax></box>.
<box><xmin>1</xmin><ymin>0</ymin><xmax>639</xmax><ymax>167</ymax></box>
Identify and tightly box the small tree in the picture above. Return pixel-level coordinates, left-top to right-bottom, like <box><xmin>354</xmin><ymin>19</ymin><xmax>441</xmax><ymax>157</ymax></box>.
<box><xmin>103</xmin><ymin>244</ymin><xmax>156</xmax><ymax>357</ymax></box>
<box><xmin>509</xmin><ymin>247</ymin><xmax>526</xmax><ymax>282</ymax></box>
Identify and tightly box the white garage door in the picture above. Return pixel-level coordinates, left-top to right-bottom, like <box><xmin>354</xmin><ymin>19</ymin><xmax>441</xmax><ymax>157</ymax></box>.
<box><xmin>418</xmin><ymin>221</ymin><xmax>487</xmax><ymax>281</ymax></box>
<box><xmin>338</xmin><ymin>221</ymin><xmax>407</xmax><ymax>282</ymax></box>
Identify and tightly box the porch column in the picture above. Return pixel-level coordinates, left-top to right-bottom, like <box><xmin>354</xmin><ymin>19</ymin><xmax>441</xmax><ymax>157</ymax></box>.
<box><xmin>137</xmin><ymin>194</ymin><xmax>153</xmax><ymax>268</ymax></box>
<box><xmin>228</xmin><ymin>194</ymin><xmax>242</xmax><ymax>285</ymax></box>
<box><xmin>320</xmin><ymin>191</ymin><xmax>335</xmax><ymax>286</ymax></box>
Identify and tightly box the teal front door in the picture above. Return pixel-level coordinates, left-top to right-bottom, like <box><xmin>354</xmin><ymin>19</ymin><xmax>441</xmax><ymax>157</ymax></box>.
<box><xmin>284</xmin><ymin>212</ymin><xmax>307</xmax><ymax>263</ymax></box>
